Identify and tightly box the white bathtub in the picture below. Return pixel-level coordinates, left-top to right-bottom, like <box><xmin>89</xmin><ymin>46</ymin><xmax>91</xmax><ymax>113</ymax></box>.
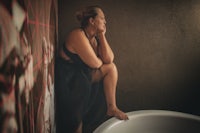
<box><xmin>94</xmin><ymin>110</ymin><xmax>200</xmax><ymax>133</ymax></box>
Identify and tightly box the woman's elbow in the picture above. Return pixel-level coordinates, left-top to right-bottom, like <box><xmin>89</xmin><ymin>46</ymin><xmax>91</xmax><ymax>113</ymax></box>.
<box><xmin>90</xmin><ymin>59</ymin><xmax>103</xmax><ymax>69</ymax></box>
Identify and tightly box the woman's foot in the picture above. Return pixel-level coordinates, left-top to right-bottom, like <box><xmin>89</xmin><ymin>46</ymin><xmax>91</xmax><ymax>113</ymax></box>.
<box><xmin>107</xmin><ymin>107</ymin><xmax>129</xmax><ymax>120</ymax></box>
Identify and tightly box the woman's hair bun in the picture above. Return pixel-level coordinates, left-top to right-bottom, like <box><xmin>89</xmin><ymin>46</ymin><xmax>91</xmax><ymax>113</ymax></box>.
<box><xmin>75</xmin><ymin>5</ymin><xmax>101</xmax><ymax>27</ymax></box>
<box><xmin>76</xmin><ymin>10</ymin><xmax>84</xmax><ymax>22</ymax></box>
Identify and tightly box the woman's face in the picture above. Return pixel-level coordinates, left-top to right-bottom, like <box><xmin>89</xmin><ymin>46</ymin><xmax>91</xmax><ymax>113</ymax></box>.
<box><xmin>93</xmin><ymin>9</ymin><xmax>106</xmax><ymax>33</ymax></box>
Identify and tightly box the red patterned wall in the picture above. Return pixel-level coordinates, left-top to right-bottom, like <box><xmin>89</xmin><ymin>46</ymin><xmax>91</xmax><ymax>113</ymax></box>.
<box><xmin>0</xmin><ymin>0</ymin><xmax>58</xmax><ymax>133</ymax></box>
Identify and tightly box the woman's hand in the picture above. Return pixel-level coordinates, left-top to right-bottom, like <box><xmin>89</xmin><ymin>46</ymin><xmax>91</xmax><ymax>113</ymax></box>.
<box><xmin>102</xmin><ymin>25</ymin><xmax>106</xmax><ymax>35</ymax></box>
<box><xmin>97</xmin><ymin>25</ymin><xmax>106</xmax><ymax>38</ymax></box>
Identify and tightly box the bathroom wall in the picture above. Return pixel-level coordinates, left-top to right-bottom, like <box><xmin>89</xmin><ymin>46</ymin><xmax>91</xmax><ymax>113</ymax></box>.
<box><xmin>58</xmin><ymin>0</ymin><xmax>200</xmax><ymax>116</ymax></box>
<box><xmin>0</xmin><ymin>0</ymin><xmax>57</xmax><ymax>132</ymax></box>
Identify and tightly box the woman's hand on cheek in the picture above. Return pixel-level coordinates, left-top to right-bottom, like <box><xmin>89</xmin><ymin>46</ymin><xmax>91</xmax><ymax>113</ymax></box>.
<box><xmin>102</xmin><ymin>26</ymin><xmax>106</xmax><ymax>34</ymax></box>
<box><xmin>97</xmin><ymin>27</ymin><xmax>106</xmax><ymax>38</ymax></box>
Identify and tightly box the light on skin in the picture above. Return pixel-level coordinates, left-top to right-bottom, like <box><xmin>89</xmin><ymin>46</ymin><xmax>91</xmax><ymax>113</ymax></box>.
<box><xmin>83</xmin><ymin>8</ymin><xmax>129</xmax><ymax>121</ymax></box>
<box><xmin>62</xmin><ymin>7</ymin><xmax>129</xmax><ymax>133</ymax></box>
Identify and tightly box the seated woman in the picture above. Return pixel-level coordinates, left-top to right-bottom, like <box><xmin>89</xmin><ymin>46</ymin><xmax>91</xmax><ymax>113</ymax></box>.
<box><xmin>55</xmin><ymin>5</ymin><xmax>128</xmax><ymax>133</ymax></box>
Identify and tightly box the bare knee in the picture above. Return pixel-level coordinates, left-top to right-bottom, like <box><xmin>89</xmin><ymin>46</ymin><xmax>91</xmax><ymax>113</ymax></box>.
<box><xmin>100</xmin><ymin>62</ymin><xmax>118</xmax><ymax>76</ymax></box>
<box><xmin>91</xmin><ymin>62</ymin><xmax>118</xmax><ymax>82</ymax></box>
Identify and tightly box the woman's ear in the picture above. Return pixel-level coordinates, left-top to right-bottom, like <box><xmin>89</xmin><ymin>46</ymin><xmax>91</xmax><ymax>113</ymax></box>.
<box><xmin>89</xmin><ymin>17</ymin><xmax>95</xmax><ymax>25</ymax></box>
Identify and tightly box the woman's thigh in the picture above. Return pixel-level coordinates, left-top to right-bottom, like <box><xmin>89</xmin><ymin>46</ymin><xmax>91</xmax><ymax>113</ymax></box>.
<box><xmin>91</xmin><ymin>68</ymin><xmax>103</xmax><ymax>83</ymax></box>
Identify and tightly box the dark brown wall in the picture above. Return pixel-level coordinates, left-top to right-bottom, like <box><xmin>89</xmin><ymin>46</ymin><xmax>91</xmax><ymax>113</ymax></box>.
<box><xmin>58</xmin><ymin>0</ymin><xmax>200</xmax><ymax>115</ymax></box>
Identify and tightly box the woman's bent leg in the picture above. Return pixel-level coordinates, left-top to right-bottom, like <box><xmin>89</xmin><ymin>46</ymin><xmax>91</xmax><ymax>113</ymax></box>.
<box><xmin>94</xmin><ymin>62</ymin><xmax>128</xmax><ymax>120</ymax></box>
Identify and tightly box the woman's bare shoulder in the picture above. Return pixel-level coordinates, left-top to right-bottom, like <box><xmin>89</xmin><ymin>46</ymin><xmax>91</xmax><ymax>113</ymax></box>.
<box><xmin>66</xmin><ymin>28</ymin><xmax>88</xmax><ymax>49</ymax></box>
<box><xmin>68</xmin><ymin>28</ymin><xmax>84</xmax><ymax>38</ymax></box>
<box><xmin>65</xmin><ymin>28</ymin><xmax>84</xmax><ymax>43</ymax></box>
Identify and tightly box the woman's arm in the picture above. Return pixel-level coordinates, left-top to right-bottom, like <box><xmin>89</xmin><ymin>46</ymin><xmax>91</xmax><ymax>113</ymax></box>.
<box><xmin>97</xmin><ymin>32</ymin><xmax>114</xmax><ymax>64</ymax></box>
<box><xmin>66</xmin><ymin>29</ymin><xmax>103</xmax><ymax>69</ymax></box>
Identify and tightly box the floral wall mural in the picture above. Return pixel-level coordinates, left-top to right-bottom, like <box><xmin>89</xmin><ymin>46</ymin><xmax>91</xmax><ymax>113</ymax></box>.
<box><xmin>0</xmin><ymin>0</ymin><xmax>57</xmax><ymax>133</ymax></box>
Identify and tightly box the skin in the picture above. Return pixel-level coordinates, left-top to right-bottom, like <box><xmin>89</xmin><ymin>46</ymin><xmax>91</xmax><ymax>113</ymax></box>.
<box><xmin>61</xmin><ymin>8</ymin><xmax>128</xmax><ymax>133</ymax></box>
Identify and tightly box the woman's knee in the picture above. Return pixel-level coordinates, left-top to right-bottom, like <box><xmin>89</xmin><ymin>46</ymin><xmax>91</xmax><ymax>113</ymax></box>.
<box><xmin>100</xmin><ymin>62</ymin><xmax>118</xmax><ymax>75</ymax></box>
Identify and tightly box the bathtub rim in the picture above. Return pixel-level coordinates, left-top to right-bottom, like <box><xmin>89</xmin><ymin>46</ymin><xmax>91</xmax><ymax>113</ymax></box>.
<box><xmin>93</xmin><ymin>110</ymin><xmax>200</xmax><ymax>133</ymax></box>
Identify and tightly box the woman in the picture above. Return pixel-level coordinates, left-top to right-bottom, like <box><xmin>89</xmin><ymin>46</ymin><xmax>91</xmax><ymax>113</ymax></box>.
<box><xmin>55</xmin><ymin>5</ymin><xmax>128</xmax><ymax>133</ymax></box>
